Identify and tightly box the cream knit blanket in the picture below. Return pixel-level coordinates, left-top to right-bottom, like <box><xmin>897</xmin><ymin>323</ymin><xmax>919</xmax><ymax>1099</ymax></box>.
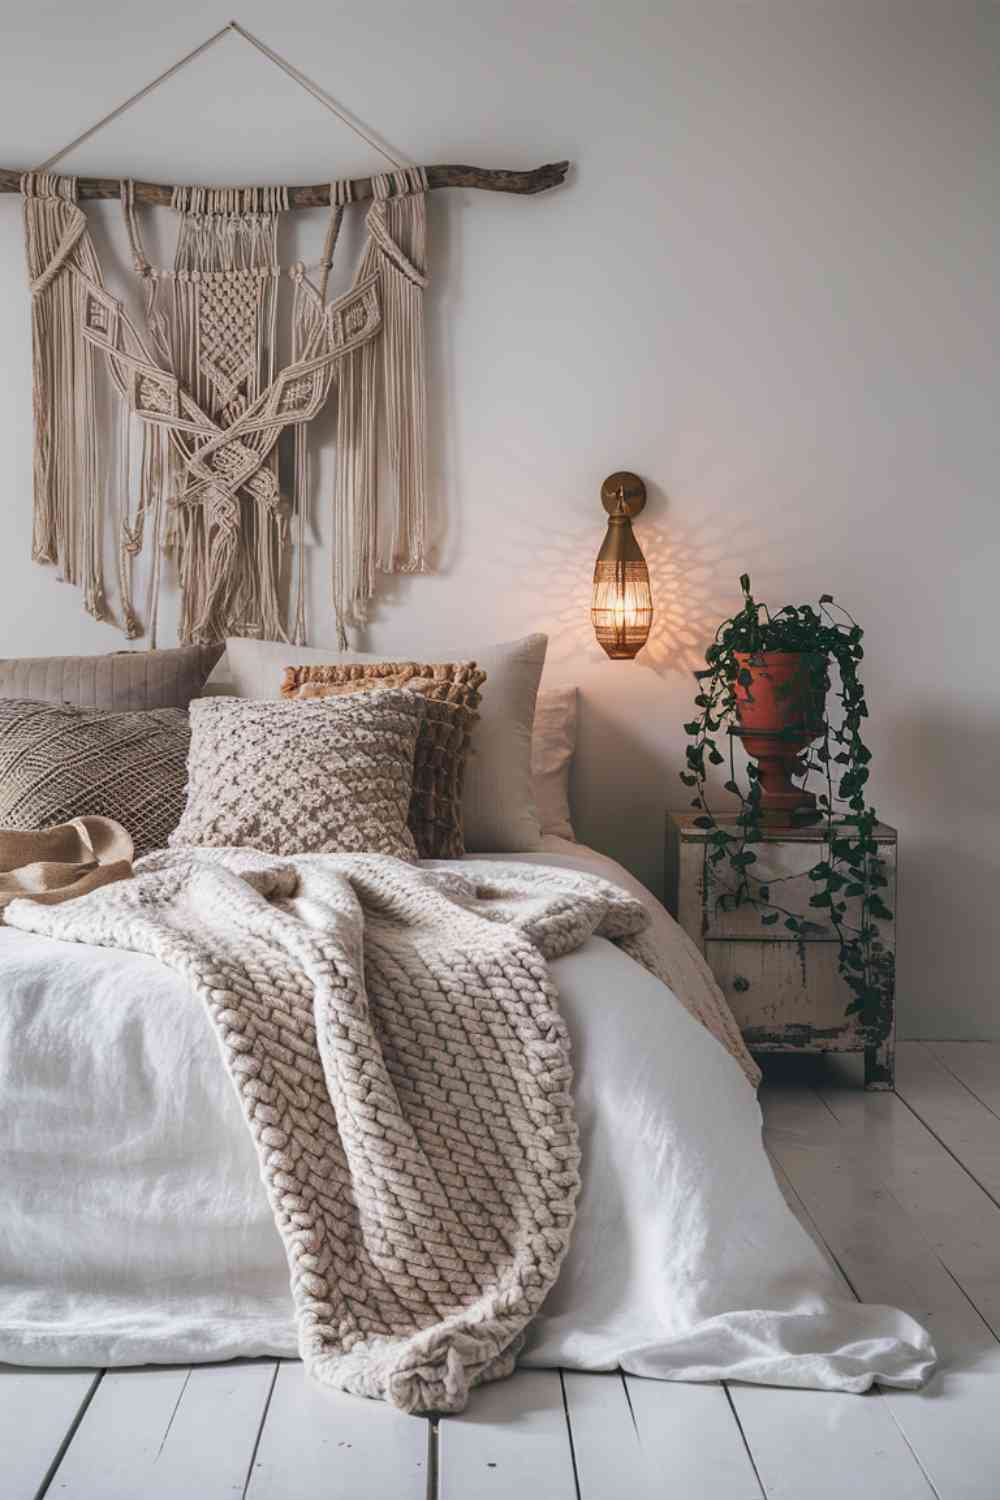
<box><xmin>7</xmin><ymin>848</ymin><xmax>665</xmax><ymax>1413</ymax></box>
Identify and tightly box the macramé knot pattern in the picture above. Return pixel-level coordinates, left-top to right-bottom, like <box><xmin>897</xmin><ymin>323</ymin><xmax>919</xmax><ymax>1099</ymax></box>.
<box><xmin>5</xmin><ymin>848</ymin><xmax>656</xmax><ymax>1413</ymax></box>
<box><xmin>21</xmin><ymin>154</ymin><xmax>428</xmax><ymax>651</ymax></box>
<box><xmin>197</xmin><ymin>271</ymin><xmax>261</xmax><ymax>407</ymax></box>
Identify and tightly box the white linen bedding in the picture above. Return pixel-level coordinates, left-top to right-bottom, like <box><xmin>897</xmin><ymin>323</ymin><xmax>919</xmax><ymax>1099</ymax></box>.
<box><xmin>0</xmin><ymin>839</ymin><xmax>934</xmax><ymax>1392</ymax></box>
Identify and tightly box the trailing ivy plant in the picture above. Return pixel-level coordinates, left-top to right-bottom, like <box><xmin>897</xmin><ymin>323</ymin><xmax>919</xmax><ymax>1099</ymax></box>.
<box><xmin>680</xmin><ymin>575</ymin><xmax>894</xmax><ymax>1043</ymax></box>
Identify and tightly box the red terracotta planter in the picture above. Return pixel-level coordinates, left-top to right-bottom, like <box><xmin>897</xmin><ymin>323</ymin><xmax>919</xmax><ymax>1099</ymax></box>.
<box><xmin>733</xmin><ymin>651</ymin><xmax>826</xmax><ymax>824</ymax></box>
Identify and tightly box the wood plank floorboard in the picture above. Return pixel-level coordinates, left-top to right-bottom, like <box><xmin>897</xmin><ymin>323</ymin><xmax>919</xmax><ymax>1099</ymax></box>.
<box><xmin>924</xmin><ymin>1042</ymin><xmax>1000</xmax><ymax>1120</ymax></box>
<box><xmin>45</xmin><ymin>1359</ymin><xmax>278</xmax><ymax>1500</ymax></box>
<box><xmin>0</xmin><ymin>1366</ymin><xmax>101</xmax><ymax>1500</ymax></box>
<box><xmin>729</xmin><ymin>1382</ymin><xmax>937</xmax><ymax>1500</ymax></box>
<box><xmin>561</xmin><ymin>1369</ymin><xmax>763</xmax><ymax>1500</ymax></box>
<box><xmin>245</xmin><ymin>1359</ymin><xmax>429</xmax><ymax>1500</ymax></box>
<box><xmin>12</xmin><ymin>1046</ymin><xmax>1000</xmax><ymax>1499</ymax></box>
<box><xmin>624</xmin><ymin>1375</ymin><xmax>765</xmax><ymax>1500</ymax></box>
<box><xmin>817</xmin><ymin>1050</ymin><xmax>1000</xmax><ymax>1337</ymax></box>
<box><xmin>437</xmin><ymin>1369</ymin><xmax>576</xmax><ymax>1500</ymax></box>
<box><xmin>894</xmin><ymin>1042</ymin><xmax>1000</xmax><ymax>1202</ymax></box>
<box><xmin>763</xmin><ymin>1073</ymin><xmax>1000</xmax><ymax>1500</ymax></box>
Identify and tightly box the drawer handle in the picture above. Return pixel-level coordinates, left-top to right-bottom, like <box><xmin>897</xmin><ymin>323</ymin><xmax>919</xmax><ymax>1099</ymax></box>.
<box><xmin>732</xmin><ymin>975</ymin><xmax>751</xmax><ymax>993</ymax></box>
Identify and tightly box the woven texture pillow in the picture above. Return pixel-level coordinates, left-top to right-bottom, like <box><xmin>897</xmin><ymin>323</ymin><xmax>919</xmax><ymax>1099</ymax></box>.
<box><xmin>170</xmin><ymin>691</ymin><xmax>425</xmax><ymax>859</ymax></box>
<box><xmin>0</xmin><ymin>644</ymin><xmax>222</xmax><ymax>711</ymax></box>
<box><xmin>0</xmin><ymin>700</ymin><xmax>189</xmax><ymax>858</ymax></box>
<box><xmin>280</xmin><ymin>661</ymin><xmax>486</xmax><ymax>859</ymax></box>
<box><xmin>211</xmin><ymin>633</ymin><xmax>547</xmax><ymax>852</ymax></box>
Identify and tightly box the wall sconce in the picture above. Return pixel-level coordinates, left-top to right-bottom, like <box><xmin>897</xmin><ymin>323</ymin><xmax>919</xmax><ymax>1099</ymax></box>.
<box><xmin>591</xmin><ymin>471</ymin><xmax>653</xmax><ymax>659</ymax></box>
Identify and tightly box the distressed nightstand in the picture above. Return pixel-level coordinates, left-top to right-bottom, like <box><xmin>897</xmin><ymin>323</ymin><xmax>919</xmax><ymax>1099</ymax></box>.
<box><xmin>665</xmin><ymin>812</ymin><xmax>897</xmax><ymax>1089</ymax></box>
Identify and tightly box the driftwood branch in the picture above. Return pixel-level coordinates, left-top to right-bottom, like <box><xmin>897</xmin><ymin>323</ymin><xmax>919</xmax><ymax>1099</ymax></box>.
<box><xmin>0</xmin><ymin>161</ymin><xmax>570</xmax><ymax>206</ymax></box>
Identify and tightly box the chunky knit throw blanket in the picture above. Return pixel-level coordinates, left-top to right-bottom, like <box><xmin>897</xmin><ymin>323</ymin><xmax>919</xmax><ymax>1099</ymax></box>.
<box><xmin>7</xmin><ymin>847</ymin><xmax>659</xmax><ymax>1413</ymax></box>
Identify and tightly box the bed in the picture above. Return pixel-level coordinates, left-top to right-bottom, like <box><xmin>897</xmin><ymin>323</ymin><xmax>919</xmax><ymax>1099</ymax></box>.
<box><xmin>0</xmin><ymin>834</ymin><xmax>934</xmax><ymax>1395</ymax></box>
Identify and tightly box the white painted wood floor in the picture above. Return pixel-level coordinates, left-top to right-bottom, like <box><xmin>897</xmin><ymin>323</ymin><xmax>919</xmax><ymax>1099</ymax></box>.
<box><xmin>6</xmin><ymin>1040</ymin><xmax>1000</xmax><ymax>1500</ymax></box>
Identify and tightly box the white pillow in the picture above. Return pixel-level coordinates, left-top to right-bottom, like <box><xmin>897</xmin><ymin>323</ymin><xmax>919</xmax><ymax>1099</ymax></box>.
<box><xmin>207</xmin><ymin>634</ymin><xmax>548</xmax><ymax>853</ymax></box>
<box><xmin>531</xmin><ymin>687</ymin><xmax>578</xmax><ymax>841</ymax></box>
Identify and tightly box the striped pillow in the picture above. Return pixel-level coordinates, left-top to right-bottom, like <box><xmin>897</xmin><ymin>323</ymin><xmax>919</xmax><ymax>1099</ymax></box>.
<box><xmin>0</xmin><ymin>645</ymin><xmax>222</xmax><ymax>711</ymax></box>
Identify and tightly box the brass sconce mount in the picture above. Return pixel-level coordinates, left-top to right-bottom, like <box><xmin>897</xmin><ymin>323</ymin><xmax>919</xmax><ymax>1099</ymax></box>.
<box><xmin>600</xmin><ymin>471</ymin><xmax>647</xmax><ymax>518</ymax></box>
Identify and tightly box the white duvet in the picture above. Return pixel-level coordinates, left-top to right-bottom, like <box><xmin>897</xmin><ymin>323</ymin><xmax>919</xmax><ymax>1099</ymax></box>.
<box><xmin>0</xmin><ymin>839</ymin><xmax>934</xmax><ymax>1392</ymax></box>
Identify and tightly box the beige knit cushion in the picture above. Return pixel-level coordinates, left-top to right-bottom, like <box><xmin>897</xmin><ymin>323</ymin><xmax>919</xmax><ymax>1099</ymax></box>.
<box><xmin>209</xmin><ymin>633</ymin><xmax>548</xmax><ymax>852</ymax></box>
<box><xmin>170</xmin><ymin>691</ymin><xmax>426</xmax><ymax>859</ymax></box>
<box><xmin>280</xmin><ymin>661</ymin><xmax>486</xmax><ymax>860</ymax></box>
<box><xmin>0</xmin><ymin>644</ymin><xmax>223</xmax><ymax>711</ymax></box>
<box><xmin>0</xmin><ymin>700</ymin><xmax>190</xmax><ymax>858</ymax></box>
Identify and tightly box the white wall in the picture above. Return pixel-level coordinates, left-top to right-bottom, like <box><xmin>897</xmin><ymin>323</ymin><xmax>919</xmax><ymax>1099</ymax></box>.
<box><xmin>0</xmin><ymin>1</ymin><xmax>996</xmax><ymax>1036</ymax></box>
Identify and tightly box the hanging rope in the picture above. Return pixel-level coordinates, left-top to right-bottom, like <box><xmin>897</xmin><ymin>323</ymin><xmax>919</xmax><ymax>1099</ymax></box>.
<box><xmin>33</xmin><ymin>19</ymin><xmax>410</xmax><ymax>177</ymax></box>
<box><xmin>229</xmin><ymin>22</ymin><xmax>410</xmax><ymax>170</ymax></box>
<box><xmin>34</xmin><ymin>27</ymin><xmax>235</xmax><ymax>172</ymax></box>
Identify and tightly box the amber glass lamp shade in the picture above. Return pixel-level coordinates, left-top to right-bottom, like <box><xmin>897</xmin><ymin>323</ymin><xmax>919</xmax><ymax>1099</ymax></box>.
<box><xmin>591</xmin><ymin>472</ymin><xmax>653</xmax><ymax>660</ymax></box>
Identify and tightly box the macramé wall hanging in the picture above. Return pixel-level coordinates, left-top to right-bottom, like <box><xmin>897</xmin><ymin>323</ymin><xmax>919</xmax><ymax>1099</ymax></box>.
<box><xmin>1</xmin><ymin>22</ymin><xmax>568</xmax><ymax>647</ymax></box>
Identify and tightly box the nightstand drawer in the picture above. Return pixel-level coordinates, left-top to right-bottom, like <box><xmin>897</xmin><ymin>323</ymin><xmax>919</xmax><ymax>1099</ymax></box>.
<box><xmin>706</xmin><ymin>938</ymin><xmax>863</xmax><ymax>1051</ymax></box>
<box><xmin>698</xmin><ymin>844</ymin><xmax>895</xmax><ymax>944</ymax></box>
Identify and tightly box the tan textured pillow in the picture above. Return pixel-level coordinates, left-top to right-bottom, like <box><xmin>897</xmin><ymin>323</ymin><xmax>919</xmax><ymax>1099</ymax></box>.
<box><xmin>281</xmin><ymin>661</ymin><xmax>486</xmax><ymax>860</ymax></box>
<box><xmin>0</xmin><ymin>645</ymin><xmax>223</xmax><ymax>711</ymax></box>
<box><xmin>170</xmin><ymin>691</ymin><xmax>425</xmax><ymax>859</ymax></box>
<box><xmin>0</xmin><ymin>700</ymin><xmax>189</xmax><ymax>858</ymax></box>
